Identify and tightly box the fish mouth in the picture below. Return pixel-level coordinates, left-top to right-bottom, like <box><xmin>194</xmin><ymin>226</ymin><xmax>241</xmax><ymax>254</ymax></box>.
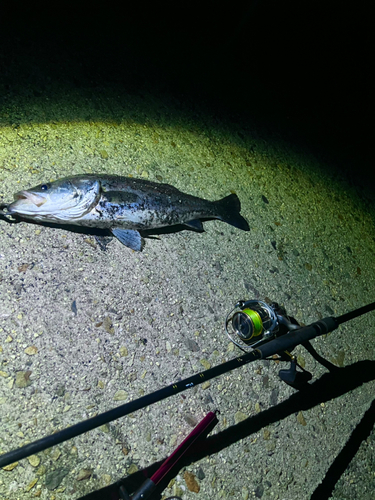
<box><xmin>15</xmin><ymin>191</ymin><xmax>47</xmax><ymax>207</ymax></box>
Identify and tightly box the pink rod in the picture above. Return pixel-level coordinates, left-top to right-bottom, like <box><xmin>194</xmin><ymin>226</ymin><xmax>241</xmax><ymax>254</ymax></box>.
<box><xmin>151</xmin><ymin>411</ymin><xmax>218</xmax><ymax>485</ymax></box>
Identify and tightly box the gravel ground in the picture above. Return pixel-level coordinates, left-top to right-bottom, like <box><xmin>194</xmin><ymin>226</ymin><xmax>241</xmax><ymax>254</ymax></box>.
<box><xmin>0</xmin><ymin>42</ymin><xmax>374</xmax><ymax>500</ymax></box>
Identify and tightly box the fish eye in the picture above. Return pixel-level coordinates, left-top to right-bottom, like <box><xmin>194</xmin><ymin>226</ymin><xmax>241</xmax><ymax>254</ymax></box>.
<box><xmin>41</xmin><ymin>184</ymin><xmax>49</xmax><ymax>191</ymax></box>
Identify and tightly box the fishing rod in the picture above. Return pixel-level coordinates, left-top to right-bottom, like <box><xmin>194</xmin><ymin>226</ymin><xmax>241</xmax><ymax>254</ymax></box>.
<box><xmin>0</xmin><ymin>299</ymin><xmax>374</xmax><ymax>469</ymax></box>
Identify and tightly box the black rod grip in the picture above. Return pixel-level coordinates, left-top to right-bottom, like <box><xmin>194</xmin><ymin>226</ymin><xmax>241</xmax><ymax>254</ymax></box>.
<box><xmin>257</xmin><ymin>317</ymin><xmax>338</xmax><ymax>359</ymax></box>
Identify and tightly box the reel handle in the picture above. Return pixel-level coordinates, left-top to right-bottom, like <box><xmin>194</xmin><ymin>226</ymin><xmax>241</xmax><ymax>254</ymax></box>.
<box><xmin>279</xmin><ymin>359</ymin><xmax>313</xmax><ymax>389</ymax></box>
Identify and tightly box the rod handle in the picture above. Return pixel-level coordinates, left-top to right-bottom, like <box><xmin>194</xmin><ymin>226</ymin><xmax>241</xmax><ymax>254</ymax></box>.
<box><xmin>257</xmin><ymin>317</ymin><xmax>338</xmax><ymax>359</ymax></box>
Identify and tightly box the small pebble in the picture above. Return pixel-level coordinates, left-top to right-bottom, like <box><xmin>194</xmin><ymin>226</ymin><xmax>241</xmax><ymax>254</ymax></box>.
<box><xmin>24</xmin><ymin>346</ymin><xmax>38</xmax><ymax>355</ymax></box>
<box><xmin>200</xmin><ymin>359</ymin><xmax>211</xmax><ymax>370</ymax></box>
<box><xmin>127</xmin><ymin>463</ymin><xmax>138</xmax><ymax>474</ymax></box>
<box><xmin>297</xmin><ymin>411</ymin><xmax>307</xmax><ymax>426</ymax></box>
<box><xmin>114</xmin><ymin>390</ymin><xmax>128</xmax><ymax>401</ymax></box>
<box><xmin>76</xmin><ymin>469</ymin><xmax>92</xmax><ymax>481</ymax></box>
<box><xmin>15</xmin><ymin>371</ymin><xmax>32</xmax><ymax>388</ymax></box>
<box><xmin>242</xmin><ymin>486</ymin><xmax>249</xmax><ymax>500</ymax></box>
<box><xmin>27</xmin><ymin>455</ymin><xmax>41</xmax><ymax>467</ymax></box>
<box><xmin>184</xmin><ymin>471</ymin><xmax>200</xmax><ymax>493</ymax></box>
<box><xmin>119</xmin><ymin>346</ymin><xmax>128</xmax><ymax>357</ymax></box>
<box><xmin>2</xmin><ymin>462</ymin><xmax>18</xmax><ymax>471</ymax></box>
<box><xmin>25</xmin><ymin>478</ymin><xmax>38</xmax><ymax>492</ymax></box>
<box><xmin>235</xmin><ymin>411</ymin><xmax>247</xmax><ymax>424</ymax></box>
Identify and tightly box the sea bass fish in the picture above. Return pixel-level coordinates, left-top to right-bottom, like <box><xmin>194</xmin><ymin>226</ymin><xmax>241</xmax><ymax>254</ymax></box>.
<box><xmin>6</xmin><ymin>174</ymin><xmax>249</xmax><ymax>251</ymax></box>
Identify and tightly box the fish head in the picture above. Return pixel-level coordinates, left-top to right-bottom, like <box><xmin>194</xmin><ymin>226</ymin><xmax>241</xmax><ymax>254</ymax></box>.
<box><xmin>7</xmin><ymin>176</ymin><xmax>101</xmax><ymax>222</ymax></box>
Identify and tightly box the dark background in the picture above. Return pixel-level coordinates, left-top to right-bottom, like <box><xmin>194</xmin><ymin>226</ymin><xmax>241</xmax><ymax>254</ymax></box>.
<box><xmin>1</xmin><ymin>1</ymin><xmax>374</xmax><ymax>188</ymax></box>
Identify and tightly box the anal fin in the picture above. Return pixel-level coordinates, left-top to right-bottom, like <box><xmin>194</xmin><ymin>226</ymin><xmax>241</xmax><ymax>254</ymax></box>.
<box><xmin>183</xmin><ymin>219</ymin><xmax>204</xmax><ymax>232</ymax></box>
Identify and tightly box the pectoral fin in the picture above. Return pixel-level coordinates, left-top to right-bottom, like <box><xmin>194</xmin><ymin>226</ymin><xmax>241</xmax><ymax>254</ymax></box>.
<box><xmin>111</xmin><ymin>228</ymin><xmax>144</xmax><ymax>251</ymax></box>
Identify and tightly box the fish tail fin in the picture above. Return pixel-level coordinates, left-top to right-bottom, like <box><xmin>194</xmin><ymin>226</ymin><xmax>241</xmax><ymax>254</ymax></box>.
<box><xmin>214</xmin><ymin>193</ymin><xmax>250</xmax><ymax>231</ymax></box>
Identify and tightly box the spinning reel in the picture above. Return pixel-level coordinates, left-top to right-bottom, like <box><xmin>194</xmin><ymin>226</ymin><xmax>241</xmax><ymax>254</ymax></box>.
<box><xmin>226</xmin><ymin>299</ymin><xmax>315</xmax><ymax>388</ymax></box>
<box><xmin>225</xmin><ymin>299</ymin><xmax>300</xmax><ymax>350</ymax></box>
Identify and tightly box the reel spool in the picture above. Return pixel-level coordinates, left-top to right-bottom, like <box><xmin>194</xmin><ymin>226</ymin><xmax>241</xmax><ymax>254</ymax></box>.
<box><xmin>225</xmin><ymin>300</ymin><xmax>280</xmax><ymax>351</ymax></box>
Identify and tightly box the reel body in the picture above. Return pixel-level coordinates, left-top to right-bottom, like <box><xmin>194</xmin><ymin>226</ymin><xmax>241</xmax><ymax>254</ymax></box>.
<box><xmin>225</xmin><ymin>300</ymin><xmax>298</xmax><ymax>352</ymax></box>
<box><xmin>226</xmin><ymin>298</ymin><xmax>315</xmax><ymax>388</ymax></box>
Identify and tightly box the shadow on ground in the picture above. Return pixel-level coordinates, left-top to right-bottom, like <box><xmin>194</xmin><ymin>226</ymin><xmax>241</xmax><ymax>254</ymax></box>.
<box><xmin>75</xmin><ymin>360</ymin><xmax>375</xmax><ymax>500</ymax></box>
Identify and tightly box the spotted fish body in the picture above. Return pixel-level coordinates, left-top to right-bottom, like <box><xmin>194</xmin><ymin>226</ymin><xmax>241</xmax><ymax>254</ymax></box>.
<box><xmin>6</xmin><ymin>174</ymin><xmax>249</xmax><ymax>250</ymax></box>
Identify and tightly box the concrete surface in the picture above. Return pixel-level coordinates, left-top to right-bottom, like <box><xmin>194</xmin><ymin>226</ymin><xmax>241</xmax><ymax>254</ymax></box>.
<box><xmin>0</xmin><ymin>40</ymin><xmax>374</xmax><ymax>500</ymax></box>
